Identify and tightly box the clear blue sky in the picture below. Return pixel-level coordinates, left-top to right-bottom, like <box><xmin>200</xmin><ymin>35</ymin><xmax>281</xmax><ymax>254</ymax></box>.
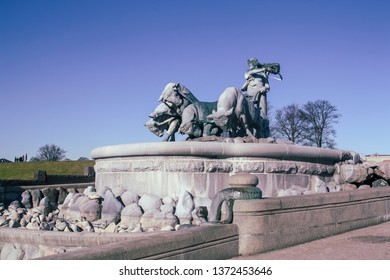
<box><xmin>1</xmin><ymin>0</ymin><xmax>389</xmax><ymax>160</ymax></box>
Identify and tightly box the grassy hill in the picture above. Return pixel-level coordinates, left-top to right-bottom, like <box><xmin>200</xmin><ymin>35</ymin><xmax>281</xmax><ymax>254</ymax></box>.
<box><xmin>0</xmin><ymin>160</ymin><xmax>95</xmax><ymax>180</ymax></box>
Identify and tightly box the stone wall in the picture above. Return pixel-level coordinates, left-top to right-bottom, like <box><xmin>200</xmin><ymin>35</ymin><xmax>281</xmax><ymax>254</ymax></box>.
<box><xmin>233</xmin><ymin>187</ymin><xmax>390</xmax><ymax>256</ymax></box>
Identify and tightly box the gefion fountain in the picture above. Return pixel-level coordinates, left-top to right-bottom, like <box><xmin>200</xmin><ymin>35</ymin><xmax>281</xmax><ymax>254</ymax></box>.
<box><xmin>2</xmin><ymin>58</ymin><xmax>390</xmax><ymax>259</ymax></box>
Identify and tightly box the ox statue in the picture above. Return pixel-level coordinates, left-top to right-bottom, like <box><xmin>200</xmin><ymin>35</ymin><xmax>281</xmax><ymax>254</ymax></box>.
<box><xmin>179</xmin><ymin>103</ymin><xmax>221</xmax><ymax>139</ymax></box>
<box><xmin>207</xmin><ymin>87</ymin><xmax>259</xmax><ymax>138</ymax></box>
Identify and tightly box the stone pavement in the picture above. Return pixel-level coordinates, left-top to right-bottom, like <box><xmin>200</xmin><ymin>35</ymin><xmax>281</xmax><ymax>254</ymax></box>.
<box><xmin>232</xmin><ymin>221</ymin><xmax>390</xmax><ymax>260</ymax></box>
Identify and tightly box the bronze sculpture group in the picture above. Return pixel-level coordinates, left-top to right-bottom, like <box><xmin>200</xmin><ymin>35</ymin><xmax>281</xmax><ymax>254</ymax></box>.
<box><xmin>145</xmin><ymin>58</ymin><xmax>281</xmax><ymax>141</ymax></box>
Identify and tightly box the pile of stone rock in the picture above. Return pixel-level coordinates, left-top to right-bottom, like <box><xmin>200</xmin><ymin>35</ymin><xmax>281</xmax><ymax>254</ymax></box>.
<box><xmin>278</xmin><ymin>159</ymin><xmax>390</xmax><ymax>196</ymax></box>
<box><xmin>0</xmin><ymin>186</ymin><xmax>211</xmax><ymax>234</ymax></box>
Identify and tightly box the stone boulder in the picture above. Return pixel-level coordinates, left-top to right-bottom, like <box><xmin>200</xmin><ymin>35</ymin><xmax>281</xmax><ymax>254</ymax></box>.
<box><xmin>83</xmin><ymin>186</ymin><xmax>96</xmax><ymax>196</ymax></box>
<box><xmin>138</xmin><ymin>194</ymin><xmax>162</xmax><ymax>212</ymax></box>
<box><xmin>42</xmin><ymin>187</ymin><xmax>59</xmax><ymax>210</ymax></box>
<box><xmin>20</xmin><ymin>190</ymin><xmax>33</xmax><ymax>209</ymax></box>
<box><xmin>60</xmin><ymin>193</ymin><xmax>88</xmax><ymax>222</ymax></box>
<box><xmin>341</xmin><ymin>183</ymin><xmax>358</xmax><ymax>191</ymax></box>
<box><xmin>101</xmin><ymin>187</ymin><xmax>124</xmax><ymax>224</ymax></box>
<box><xmin>79</xmin><ymin>199</ymin><xmax>102</xmax><ymax>222</ymax></box>
<box><xmin>160</xmin><ymin>204</ymin><xmax>175</xmax><ymax>214</ymax></box>
<box><xmin>38</xmin><ymin>197</ymin><xmax>52</xmax><ymax>217</ymax></box>
<box><xmin>375</xmin><ymin>161</ymin><xmax>390</xmax><ymax>180</ymax></box>
<box><xmin>174</xmin><ymin>189</ymin><xmax>194</xmax><ymax>224</ymax></box>
<box><xmin>57</xmin><ymin>187</ymin><xmax>69</xmax><ymax>204</ymax></box>
<box><xmin>30</xmin><ymin>189</ymin><xmax>43</xmax><ymax>208</ymax></box>
<box><xmin>120</xmin><ymin>203</ymin><xmax>143</xmax><ymax>228</ymax></box>
<box><xmin>139</xmin><ymin>209</ymin><xmax>179</xmax><ymax>230</ymax></box>
<box><xmin>338</xmin><ymin>164</ymin><xmax>370</xmax><ymax>184</ymax></box>
<box><xmin>162</xmin><ymin>196</ymin><xmax>176</xmax><ymax>206</ymax></box>
<box><xmin>372</xmin><ymin>179</ymin><xmax>389</xmax><ymax>188</ymax></box>
<box><xmin>120</xmin><ymin>191</ymin><xmax>139</xmax><ymax>206</ymax></box>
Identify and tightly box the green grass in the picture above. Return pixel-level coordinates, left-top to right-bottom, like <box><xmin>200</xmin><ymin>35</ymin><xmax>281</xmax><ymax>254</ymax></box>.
<box><xmin>0</xmin><ymin>160</ymin><xmax>95</xmax><ymax>180</ymax></box>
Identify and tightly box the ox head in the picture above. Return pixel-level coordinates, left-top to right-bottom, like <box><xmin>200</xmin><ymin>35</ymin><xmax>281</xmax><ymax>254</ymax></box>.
<box><xmin>158</xmin><ymin>83</ymin><xmax>184</xmax><ymax>111</ymax></box>
<box><xmin>207</xmin><ymin>107</ymin><xmax>234</xmax><ymax>131</ymax></box>
<box><xmin>148</xmin><ymin>102</ymin><xmax>175</xmax><ymax>119</ymax></box>
<box><xmin>144</xmin><ymin>119</ymin><xmax>165</xmax><ymax>137</ymax></box>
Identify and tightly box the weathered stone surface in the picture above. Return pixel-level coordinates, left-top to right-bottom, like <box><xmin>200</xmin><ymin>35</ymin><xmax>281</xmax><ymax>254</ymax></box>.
<box><xmin>139</xmin><ymin>210</ymin><xmax>179</xmax><ymax>229</ymax></box>
<box><xmin>138</xmin><ymin>194</ymin><xmax>162</xmax><ymax>212</ymax></box>
<box><xmin>372</xmin><ymin>179</ymin><xmax>389</xmax><ymax>188</ymax></box>
<box><xmin>8</xmin><ymin>200</ymin><xmax>23</xmax><ymax>210</ymax></box>
<box><xmin>162</xmin><ymin>196</ymin><xmax>176</xmax><ymax>206</ymax></box>
<box><xmin>104</xmin><ymin>222</ymin><xmax>118</xmax><ymax>233</ymax></box>
<box><xmin>358</xmin><ymin>184</ymin><xmax>371</xmax><ymax>190</ymax></box>
<box><xmin>174</xmin><ymin>189</ymin><xmax>194</xmax><ymax>224</ymax></box>
<box><xmin>87</xmin><ymin>192</ymin><xmax>101</xmax><ymax>200</ymax></box>
<box><xmin>265</xmin><ymin>162</ymin><xmax>297</xmax><ymax>174</ymax></box>
<box><xmin>30</xmin><ymin>189</ymin><xmax>43</xmax><ymax>208</ymax></box>
<box><xmin>111</xmin><ymin>186</ymin><xmax>127</xmax><ymax>198</ymax></box>
<box><xmin>132</xmin><ymin>160</ymin><xmax>162</xmax><ymax>172</ymax></box>
<box><xmin>153</xmin><ymin>212</ymin><xmax>179</xmax><ymax>229</ymax></box>
<box><xmin>310</xmin><ymin>176</ymin><xmax>328</xmax><ymax>193</ymax></box>
<box><xmin>139</xmin><ymin>209</ymin><xmax>160</xmax><ymax>229</ymax></box>
<box><xmin>26</xmin><ymin>221</ymin><xmax>39</xmax><ymax>230</ymax></box>
<box><xmin>42</xmin><ymin>187</ymin><xmax>59</xmax><ymax>209</ymax></box>
<box><xmin>7</xmin><ymin>210</ymin><xmax>21</xmax><ymax>223</ymax></box>
<box><xmin>165</xmin><ymin>160</ymin><xmax>204</xmax><ymax>172</ymax></box>
<box><xmin>327</xmin><ymin>181</ymin><xmax>342</xmax><ymax>192</ymax></box>
<box><xmin>62</xmin><ymin>192</ymin><xmax>77</xmax><ymax>208</ymax></box>
<box><xmin>205</xmin><ymin>161</ymin><xmax>233</xmax><ymax>173</ymax></box>
<box><xmin>63</xmin><ymin>195</ymin><xmax>90</xmax><ymax>221</ymax></box>
<box><xmin>339</xmin><ymin>164</ymin><xmax>369</xmax><ymax>183</ymax></box>
<box><xmin>277</xmin><ymin>187</ymin><xmax>306</xmax><ymax>196</ymax></box>
<box><xmin>0</xmin><ymin>243</ymin><xmax>24</xmax><ymax>260</ymax></box>
<box><xmin>108</xmin><ymin>161</ymin><xmax>132</xmax><ymax>172</ymax></box>
<box><xmin>38</xmin><ymin>197</ymin><xmax>52</xmax><ymax>216</ymax></box>
<box><xmin>191</xmin><ymin>206</ymin><xmax>209</xmax><ymax>224</ymax></box>
<box><xmin>296</xmin><ymin>163</ymin><xmax>335</xmax><ymax>175</ymax></box>
<box><xmin>76</xmin><ymin>220</ymin><xmax>94</xmax><ymax>232</ymax></box>
<box><xmin>57</xmin><ymin>187</ymin><xmax>69</xmax><ymax>205</ymax></box>
<box><xmin>23</xmin><ymin>245</ymin><xmax>44</xmax><ymax>260</ymax></box>
<box><xmin>79</xmin><ymin>199</ymin><xmax>102</xmax><ymax>222</ymax></box>
<box><xmin>120</xmin><ymin>203</ymin><xmax>143</xmax><ymax>228</ymax></box>
<box><xmin>83</xmin><ymin>186</ymin><xmax>96</xmax><ymax>196</ymax></box>
<box><xmin>121</xmin><ymin>191</ymin><xmax>139</xmax><ymax>206</ymax></box>
<box><xmin>55</xmin><ymin>220</ymin><xmax>68</xmax><ymax>231</ymax></box>
<box><xmin>341</xmin><ymin>183</ymin><xmax>358</xmax><ymax>191</ymax></box>
<box><xmin>160</xmin><ymin>203</ymin><xmax>175</xmax><ymax>214</ymax></box>
<box><xmin>234</xmin><ymin>162</ymin><xmax>264</xmax><ymax>173</ymax></box>
<box><xmin>101</xmin><ymin>187</ymin><xmax>124</xmax><ymax>224</ymax></box>
<box><xmin>375</xmin><ymin>161</ymin><xmax>390</xmax><ymax>180</ymax></box>
<box><xmin>194</xmin><ymin>197</ymin><xmax>212</xmax><ymax>210</ymax></box>
<box><xmin>20</xmin><ymin>190</ymin><xmax>33</xmax><ymax>209</ymax></box>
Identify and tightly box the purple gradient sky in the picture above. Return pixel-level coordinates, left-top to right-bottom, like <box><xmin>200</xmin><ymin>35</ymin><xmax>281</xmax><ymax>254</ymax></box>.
<box><xmin>1</xmin><ymin>0</ymin><xmax>389</xmax><ymax>160</ymax></box>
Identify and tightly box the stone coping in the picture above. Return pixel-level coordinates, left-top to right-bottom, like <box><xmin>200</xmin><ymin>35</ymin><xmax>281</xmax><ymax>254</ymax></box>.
<box><xmin>4</xmin><ymin>224</ymin><xmax>238</xmax><ymax>260</ymax></box>
<box><xmin>234</xmin><ymin>187</ymin><xmax>390</xmax><ymax>212</ymax></box>
<box><xmin>91</xmin><ymin>142</ymin><xmax>347</xmax><ymax>164</ymax></box>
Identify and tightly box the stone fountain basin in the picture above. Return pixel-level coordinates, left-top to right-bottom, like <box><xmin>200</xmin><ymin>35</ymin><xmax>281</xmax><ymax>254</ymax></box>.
<box><xmin>91</xmin><ymin>142</ymin><xmax>349</xmax><ymax>198</ymax></box>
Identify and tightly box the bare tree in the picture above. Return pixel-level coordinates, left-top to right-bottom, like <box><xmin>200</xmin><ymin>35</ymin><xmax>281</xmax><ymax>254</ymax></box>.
<box><xmin>272</xmin><ymin>103</ymin><xmax>307</xmax><ymax>144</ymax></box>
<box><xmin>301</xmin><ymin>100</ymin><xmax>340</xmax><ymax>148</ymax></box>
<box><xmin>34</xmin><ymin>144</ymin><xmax>67</xmax><ymax>161</ymax></box>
